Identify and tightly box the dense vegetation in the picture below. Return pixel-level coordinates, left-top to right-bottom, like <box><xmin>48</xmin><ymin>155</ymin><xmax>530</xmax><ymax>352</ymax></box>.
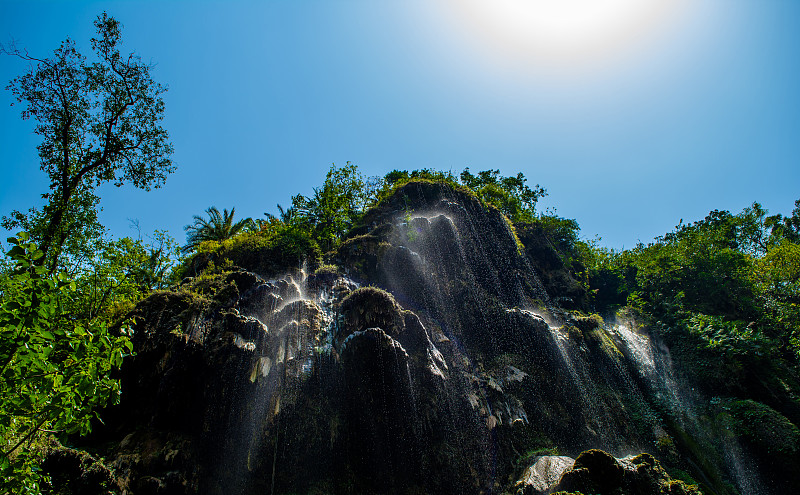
<box><xmin>0</xmin><ymin>14</ymin><xmax>179</xmax><ymax>493</ymax></box>
<box><xmin>587</xmin><ymin>202</ymin><xmax>800</xmax><ymax>376</ymax></box>
<box><xmin>178</xmin><ymin>163</ymin><xmax>553</xmax><ymax>277</ymax></box>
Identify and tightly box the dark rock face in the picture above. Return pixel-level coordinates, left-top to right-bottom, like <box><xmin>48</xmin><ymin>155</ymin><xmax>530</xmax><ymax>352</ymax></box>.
<box><xmin>339</xmin><ymin>182</ymin><xmax>548</xmax><ymax>358</ymax></box>
<box><xmin>513</xmin><ymin>222</ymin><xmax>589</xmax><ymax>311</ymax></box>
<box><xmin>95</xmin><ymin>262</ymin><xmax>458</xmax><ymax>493</ymax></box>
<box><xmin>70</xmin><ymin>181</ymin><xmax>782</xmax><ymax>494</ymax></box>
<box><xmin>340</xmin><ymin>327</ymin><xmax>418</xmax><ymax>490</ymax></box>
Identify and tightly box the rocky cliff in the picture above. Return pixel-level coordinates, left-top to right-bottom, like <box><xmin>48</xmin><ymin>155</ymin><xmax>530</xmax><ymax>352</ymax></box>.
<box><xmin>53</xmin><ymin>181</ymin><xmax>792</xmax><ymax>494</ymax></box>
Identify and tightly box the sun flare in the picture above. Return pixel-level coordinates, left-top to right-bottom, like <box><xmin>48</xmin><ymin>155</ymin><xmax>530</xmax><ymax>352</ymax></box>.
<box><xmin>450</xmin><ymin>0</ymin><xmax>687</xmax><ymax>71</ymax></box>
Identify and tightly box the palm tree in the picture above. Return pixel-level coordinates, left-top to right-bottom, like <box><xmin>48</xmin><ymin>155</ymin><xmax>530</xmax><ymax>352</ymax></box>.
<box><xmin>182</xmin><ymin>206</ymin><xmax>253</xmax><ymax>252</ymax></box>
<box><xmin>264</xmin><ymin>203</ymin><xmax>297</xmax><ymax>224</ymax></box>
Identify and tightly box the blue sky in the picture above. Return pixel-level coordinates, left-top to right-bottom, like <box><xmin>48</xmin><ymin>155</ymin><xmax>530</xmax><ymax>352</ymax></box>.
<box><xmin>1</xmin><ymin>0</ymin><xmax>798</xmax><ymax>249</ymax></box>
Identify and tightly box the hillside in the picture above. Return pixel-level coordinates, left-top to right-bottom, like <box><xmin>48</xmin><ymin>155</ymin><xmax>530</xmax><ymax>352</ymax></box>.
<box><xmin>28</xmin><ymin>180</ymin><xmax>798</xmax><ymax>494</ymax></box>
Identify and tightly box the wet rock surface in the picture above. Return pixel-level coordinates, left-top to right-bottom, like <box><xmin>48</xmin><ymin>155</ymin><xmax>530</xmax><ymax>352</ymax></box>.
<box><xmin>61</xmin><ymin>182</ymin><xmax>783</xmax><ymax>494</ymax></box>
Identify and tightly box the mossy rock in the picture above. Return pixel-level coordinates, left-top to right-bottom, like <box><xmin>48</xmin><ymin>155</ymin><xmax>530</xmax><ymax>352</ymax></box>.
<box><xmin>335</xmin><ymin>233</ymin><xmax>391</xmax><ymax>281</ymax></box>
<box><xmin>183</xmin><ymin>229</ymin><xmax>322</xmax><ymax>279</ymax></box>
<box><xmin>41</xmin><ymin>438</ymin><xmax>120</xmax><ymax>495</ymax></box>
<box><xmin>713</xmin><ymin>397</ymin><xmax>800</xmax><ymax>491</ymax></box>
<box><xmin>338</xmin><ymin>287</ymin><xmax>405</xmax><ymax>347</ymax></box>
<box><xmin>550</xmin><ymin>449</ymin><xmax>702</xmax><ymax>495</ymax></box>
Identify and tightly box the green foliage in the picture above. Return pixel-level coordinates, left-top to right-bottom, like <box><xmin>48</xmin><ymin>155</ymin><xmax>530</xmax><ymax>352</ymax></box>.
<box><xmin>222</xmin><ymin>165</ymin><xmax>549</xmax><ymax>263</ymax></box>
<box><xmin>183</xmin><ymin>220</ymin><xmax>321</xmax><ymax>278</ymax></box>
<box><xmin>382</xmin><ymin>168</ymin><xmax>459</xmax><ymax>189</ymax></box>
<box><xmin>623</xmin><ymin>210</ymin><xmax>755</xmax><ymax>319</ymax></box>
<box><xmin>749</xmin><ymin>239</ymin><xmax>800</xmax><ymax>360</ymax></box>
<box><xmin>687</xmin><ymin>314</ymin><xmax>771</xmax><ymax>358</ymax></box>
<box><xmin>764</xmin><ymin>199</ymin><xmax>800</xmax><ymax>245</ymax></box>
<box><xmin>183</xmin><ymin>206</ymin><xmax>253</xmax><ymax>253</ymax></box>
<box><xmin>527</xmin><ymin>215</ymin><xmax>585</xmax><ymax>273</ymax></box>
<box><xmin>285</xmin><ymin>163</ymin><xmax>376</xmax><ymax>252</ymax></box>
<box><xmin>582</xmin><ymin>199</ymin><xmax>800</xmax><ymax>412</ymax></box>
<box><xmin>1</xmin><ymin>13</ymin><xmax>174</xmax><ymax>271</ymax></box>
<box><xmin>2</xmin><ymin>189</ymin><xmax>104</xmax><ymax>275</ymax></box>
<box><xmin>379</xmin><ymin>169</ymin><xmax>486</xmax><ymax>207</ymax></box>
<box><xmin>584</xmin><ymin>246</ymin><xmax>637</xmax><ymax>310</ymax></box>
<box><xmin>1</xmin><ymin>15</ymin><xmax>179</xmax><ymax>491</ymax></box>
<box><xmin>513</xmin><ymin>213</ymin><xmax>591</xmax><ymax>309</ymax></box>
<box><xmin>70</xmin><ymin>230</ymin><xmax>182</xmax><ymax>323</ymax></box>
<box><xmin>713</xmin><ymin>398</ymin><xmax>800</xmax><ymax>460</ymax></box>
<box><xmin>0</xmin><ymin>234</ymin><xmax>132</xmax><ymax>493</ymax></box>
<box><xmin>0</xmin><ymin>228</ymin><xmax>182</xmax><ymax>325</ymax></box>
<box><xmin>585</xmin><ymin>204</ymin><xmax>793</xmax><ymax>316</ymax></box>
<box><xmin>459</xmin><ymin>168</ymin><xmax>546</xmax><ymax>222</ymax></box>
<box><xmin>375</xmin><ymin>167</ymin><xmax>546</xmax><ymax>224</ymax></box>
<box><xmin>313</xmin><ymin>264</ymin><xmax>340</xmax><ymax>277</ymax></box>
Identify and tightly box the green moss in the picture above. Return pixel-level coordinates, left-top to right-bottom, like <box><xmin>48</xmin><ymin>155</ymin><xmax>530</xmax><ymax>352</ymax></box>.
<box><xmin>713</xmin><ymin>398</ymin><xmax>800</xmax><ymax>458</ymax></box>
<box><xmin>182</xmin><ymin>227</ymin><xmax>321</xmax><ymax>278</ymax></box>
<box><xmin>183</xmin><ymin>270</ymin><xmax>228</xmax><ymax>295</ymax></box>
<box><xmin>584</xmin><ymin>324</ymin><xmax>624</xmax><ymax>362</ymax></box>
<box><xmin>668</xmin><ymin>468</ymin><xmax>701</xmax><ymax>488</ymax></box>
<box><xmin>570</xmin><ymin>312</ymin><xmax>604</xmax><ymax>331</ymax></box>
<box><xmin>373</xmin><ymin>175</ymin><xmax>475</xmax><ymax>206</ymax></box>
<box><xmin>504</xmin><ymin>215</ymin><xmax>526</xmax><ymax>255</ymax></box>
<box><xmin>662</xmin><ymin>415</ymin><xmax>736</xmax><ymax>495</ymax></box>
<box><xmin>313</xmin><ymin>264</ymin><xmax>339</xmax><ymax>277</ymax></box>
<box><xmin>339</xmin><ymin>286</ymin><xmax>402</xmax><ymax>337</ymax></box>
<box><xmin>147</xmin><ymin>289</ymin><xmax>213</xmax><ymax>336</ymax></box>
<box><xmin>516</xmin><ymin>445</ymin><xmax>560</xmax><ymax>467</ymax></box>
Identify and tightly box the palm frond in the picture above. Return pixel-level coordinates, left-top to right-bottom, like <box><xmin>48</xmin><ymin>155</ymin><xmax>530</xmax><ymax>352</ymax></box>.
<box><xmin>182</xmin><ymin>206</ymin><xmax>253</xmax><ymax>253</ymax></box>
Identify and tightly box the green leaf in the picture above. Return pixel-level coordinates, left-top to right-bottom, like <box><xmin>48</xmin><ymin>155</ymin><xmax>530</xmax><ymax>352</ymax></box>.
<box><xmin>7</xmin><ymin>245</ymin><xmax>27</xmax><ymax>259</ymax></box>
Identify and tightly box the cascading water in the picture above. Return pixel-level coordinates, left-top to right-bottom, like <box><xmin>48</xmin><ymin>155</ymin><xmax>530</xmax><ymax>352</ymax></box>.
<box><xmin>610</xmin><ymin>318</ymin><xmax>768</xmax><ymax>494</ymax></box>
<box><xmin>537</xmin><ymin>311</ymin><xmax>618</xmax><ymax>450</ymax></box>
<box><xmin>611</xmin><ymin>321</ymin><xmax>689</xmax><ymax>416</ymax></box>
<box><xmin>207</xmin><ymin>266</ymin><xmax>360</xmax><ymax>493</ymax></box>
<box><xmin>112</xmin><ymin>181</ymin><xmax>787</xmax><ymax>494</ymax></box>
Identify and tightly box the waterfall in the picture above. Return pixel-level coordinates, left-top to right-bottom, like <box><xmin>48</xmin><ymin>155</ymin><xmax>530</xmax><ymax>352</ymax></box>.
<box><xmin>114</xmin><ymin>182</ymin><xmax>788</xmax><ymax>494</ymax></box>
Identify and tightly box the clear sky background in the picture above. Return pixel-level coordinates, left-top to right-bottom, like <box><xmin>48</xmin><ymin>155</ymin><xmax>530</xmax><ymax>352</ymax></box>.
<box><xmin>1</xmin><ymin>0</ymin><xmax>798</xmax><ymax>249</ymax></box>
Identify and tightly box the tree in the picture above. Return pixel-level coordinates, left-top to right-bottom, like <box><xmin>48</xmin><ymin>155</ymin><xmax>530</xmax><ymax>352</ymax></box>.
<box><xmin>183</xmin><ymin>207</ymin><xmax>253</xmax><ymax>253</ymax></box>
<box><xmin>289</xmin><ymin>163</ymin><xmax>370</xmax><ymax>252</ymax></box>
<box><xmin>0</xmin><ymin>234</ymin><xmax>132</xmax><ymax>493</ymax></box>
<box><xmin>1</xmin><ymin>189</ymin><xmax>105</xmax><ymax>276</ymax></box>
<box><xmin>1</xmin><ymin>13</ymin><xmax>174</xmax><ymax>271</ymax></box>
<box><xmin>765</xmin><ymin>199</ymin><xmax>800</xmax><ymax>245</ymax></box>
<box><xmin>459</xmin><ymin>168</ymin><xmax>546</xmax><ymax>222</ymax></box>
<box><xmin>68</xmin><ymin>231</ymin><xmax>182</xmax><ymax>322</ymax></box>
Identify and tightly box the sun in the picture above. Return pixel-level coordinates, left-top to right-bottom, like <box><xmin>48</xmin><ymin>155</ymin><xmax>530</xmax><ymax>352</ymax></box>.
<box><xmin>449</xmin><ymin>0</ymin><xmax>687</xmax><ymax>71</ymax></box>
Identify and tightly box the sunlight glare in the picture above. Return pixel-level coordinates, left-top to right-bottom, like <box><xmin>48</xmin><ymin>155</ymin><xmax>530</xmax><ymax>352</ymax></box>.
<box><xmin>452</xmin><ymin>0</ymin><xmax>687</xmax><ymax>72</ymax></box>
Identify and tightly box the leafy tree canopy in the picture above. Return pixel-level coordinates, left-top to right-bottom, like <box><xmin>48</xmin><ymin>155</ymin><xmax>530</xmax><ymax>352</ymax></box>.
<box><xmin>460</xmin><ymin>168</ymin><xmax>547</xmax><ymax>222</ymax></box>
<box><xmin>280</xmin><ymin>162</ymin><xmax>378</xmax><ymax>253</ymax></box>
<box><xmin>183</xmin><ymin>207</ymin><xmax>253</xmax><ymax>253</ymax></box>
<box><xmin>1</xmin><ymin>13</ymin><xmax>174</xmax><ymax>271</ymax></box>
<box><xmin>0</xmin><ymin>14</ymin><xmax>180</xmax><ymax>491</ymax></box>
<box><xmin>0</xmin><ymin>234</ymin><xmax>132</xmax><ymax>493</ymax></box>
<box><xmin>583</xmin><ymin>199</ymin><xmax>800</xmax><ymax>373</ymax></box>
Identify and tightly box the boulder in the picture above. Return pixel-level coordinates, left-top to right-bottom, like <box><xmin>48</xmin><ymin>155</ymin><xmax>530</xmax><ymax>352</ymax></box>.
<box><xmin>42</xmin><ymin>439</ymin><xmax>121</xmax><ymax>495</ymax></box>
<box><xmin>549</xmin><ymin>449</ymin><xmax>702</xmax><ymax>495</ymax></box>
<box><xmin>515</xmin><ymin>455</ymin><xmax>575</xmax><ymax>494</ymax></box>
